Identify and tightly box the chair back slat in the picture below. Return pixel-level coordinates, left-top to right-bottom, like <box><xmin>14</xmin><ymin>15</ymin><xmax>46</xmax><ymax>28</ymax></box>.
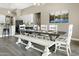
<box><xmin>67</xmin><ymin>24</ymin><xmax>73</xmax><ymax>44</ymax></box>
<box><xmin>19</xmin><ymin>24</ymin><xmax>26</xmax><ymax>30</ymax></box>
<box><xmin>48</xmin><ymin>25</ymin><xmax>58</xmax><ymax>33</ymax></box>
<box><xmin>41</xmin><ymin>25</ymin><xmax>48</xmax><ymax>31</ymax></box>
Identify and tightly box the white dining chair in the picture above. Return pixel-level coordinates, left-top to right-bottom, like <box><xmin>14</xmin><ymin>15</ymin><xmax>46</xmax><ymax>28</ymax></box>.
<box><xmin>54</xmin><ymin>24</ymin><xmax>73</xmax><ymax>56</ymax></box>
<box><xmin>48</xmin><ymin>24</ymin><xmax>58</xmax><ymax>41</ymax></box>
<box><xmin>33</xmin><ymin>25</ymin><xmax>38</xmax><ymax>30</ymax></box>
<box><xmin>41</xmin><ymin>25</ymin><xmax>48</xmax><ymax>32</ymax></box>
<box><xmin>19</xmin><ymin>24</ymin><xmax>26</xmax><ymax>34</ymax></box>
<box><xmin>37</xmin><ymin>25</ymin><xmax>48</xmax><ymax>39</ymax></box>
<box><xmin>48</xmin><ymin>24</ymin><xmax>58</xmax><ymax>34</ymax></box>
<box><xmin>19</xmin><ymin>24</ymin><xmax>28</xmax><ymax>35</ymax></box>
<box><xmin>30</xmin><ymin>25</ymin><xmax>39</xmax><ymax>37</ymax></box>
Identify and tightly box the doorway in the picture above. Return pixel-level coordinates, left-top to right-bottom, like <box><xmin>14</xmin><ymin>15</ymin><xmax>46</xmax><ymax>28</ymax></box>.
<box><xmin>34</xmin><ymin>13</ymin><xmax>41</xmax><ymax>26</ymax></box>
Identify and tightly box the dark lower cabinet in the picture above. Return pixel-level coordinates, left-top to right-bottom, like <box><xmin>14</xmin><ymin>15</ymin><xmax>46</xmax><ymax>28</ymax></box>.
<box><xmin>16</xmin><ymin>20</ymin><xmax>23</xmax><ymax>34</ymax></box>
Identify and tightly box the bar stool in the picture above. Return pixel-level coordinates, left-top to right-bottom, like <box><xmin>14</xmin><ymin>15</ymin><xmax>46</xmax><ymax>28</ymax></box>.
<box><xmin>2</xmin><ymin>27</ymin><xmax>10</xmax><ymax>38</ymax></box>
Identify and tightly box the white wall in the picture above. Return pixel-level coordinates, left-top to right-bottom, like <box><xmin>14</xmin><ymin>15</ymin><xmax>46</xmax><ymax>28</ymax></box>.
<box><xmin>18</xmin><ymin>14</ymin><xmax>34</xmax><ymax>24</ymax></box>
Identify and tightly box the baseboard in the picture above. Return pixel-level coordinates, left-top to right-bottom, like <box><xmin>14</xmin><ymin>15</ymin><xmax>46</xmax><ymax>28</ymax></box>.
<box><xmin>0</xmin><ymin>35</ymin><xmax>2</xmax><ymax>37</ymax></box>
<box><xmin>71</xmin><ymin>38</ymin><xmax>79</xmax><ymax>41</ymax></box>
<box><xmin>0</xmin><ymin>35</ymin><xmax>12</xmax><ymax>38</ymax></box>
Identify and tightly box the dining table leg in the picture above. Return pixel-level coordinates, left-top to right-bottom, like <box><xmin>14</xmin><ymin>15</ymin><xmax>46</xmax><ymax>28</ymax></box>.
<box><xmin>25</xmin><ymin>41</ymin><xmax>33</xmax><ymax>49</ymax></box>
<box><xmin>42</xmin><ymin>47</ymin><xmax>51</xmax><ymax>56</ymax></box>
<box><xmin>16</xmin><ymin>38</ymin><xmax>27</xmax><ymax>45</ymax></box>
<box><xmin>16</xmin><ymin>38</ymin><xmax>22</xmax><ymax>44</ymax></box>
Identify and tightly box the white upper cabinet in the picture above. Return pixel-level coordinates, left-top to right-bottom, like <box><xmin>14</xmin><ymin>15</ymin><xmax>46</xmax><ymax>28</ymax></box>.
<box><xmin>0</xmin><ymin>15</ymin><xmax>5</xmax><ymax>23</ymax></box>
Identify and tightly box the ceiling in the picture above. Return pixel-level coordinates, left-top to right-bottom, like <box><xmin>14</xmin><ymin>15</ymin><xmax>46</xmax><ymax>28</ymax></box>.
<box><xmin>0</xmin><ymin>3</ymin><xmax>33</xmax><ymax>10</ymax></box>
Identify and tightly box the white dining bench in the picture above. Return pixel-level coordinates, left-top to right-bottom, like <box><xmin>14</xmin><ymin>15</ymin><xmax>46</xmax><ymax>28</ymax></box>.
<box><xmin>14</xmin><ymin>35</ymin><xmax>56</xmax><ymax>56</ymax></box>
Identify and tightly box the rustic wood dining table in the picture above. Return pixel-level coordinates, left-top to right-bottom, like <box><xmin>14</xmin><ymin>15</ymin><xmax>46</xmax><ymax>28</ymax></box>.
<box><xmin>20</xmin><ymin>29</ymin><xmax>66</xmax><ymax>41</ymax></box>
<box><xmin>15</xmin><ymin>29</ymin><xmax>66</xmax><ymax>56</ymax></box>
